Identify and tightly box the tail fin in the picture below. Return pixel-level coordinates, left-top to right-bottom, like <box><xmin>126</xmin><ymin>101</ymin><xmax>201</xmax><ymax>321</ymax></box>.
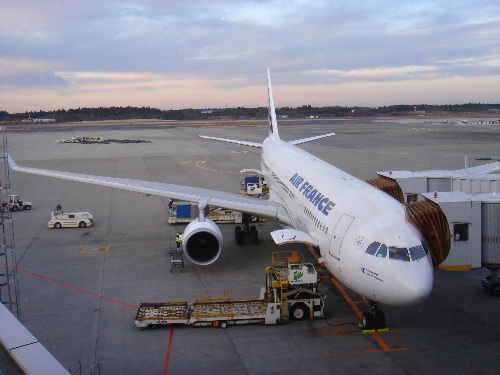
<box><xmin>267</xmin><ymin>68</ymin><xmax>280</xmax><ymax>141</ymax></box>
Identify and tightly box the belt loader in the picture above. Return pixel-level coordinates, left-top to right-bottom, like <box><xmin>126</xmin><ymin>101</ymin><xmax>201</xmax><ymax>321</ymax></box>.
<box><xmin>135</xmin><ymin>252</ymin><xmax>324</xmax><ymax>328</ymax></box>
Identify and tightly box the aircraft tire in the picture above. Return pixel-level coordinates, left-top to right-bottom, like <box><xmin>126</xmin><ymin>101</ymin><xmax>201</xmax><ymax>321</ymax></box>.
<box><xmin>374</xmin><ymin>310</ymin><xmax>386</xmax><ymax>329</ymax></box>
<box><xmin>250</xmin><ymin>226</ymin><xmax>258</xmax><ymax>245</ymax></box>
<box><xmin>235</xmin><ymin>226</ymin><xmax>244</xmax><ymax>246</ymax></box>
<box><xmin>491</xmin><ymin>285</ymin><xmax>500</xmax><ymax>296</ymax></box>
<box><xmin>362</xmin><ymin>311</ymin><xmax>374</xmax><ymax>330</ymax></box>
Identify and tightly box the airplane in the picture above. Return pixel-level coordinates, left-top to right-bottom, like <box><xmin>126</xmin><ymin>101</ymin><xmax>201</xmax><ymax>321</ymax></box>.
<box><xmin>7</xmin><ymin>68</ymin><xmax>434</xmax><ymax>329</ymax></box>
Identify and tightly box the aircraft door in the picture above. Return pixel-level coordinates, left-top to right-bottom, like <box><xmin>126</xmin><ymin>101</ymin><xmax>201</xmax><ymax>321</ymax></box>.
<box><xmin>329</xmin><ymin>214</ymin><xmax>355</xmax><ymax>260</ymax></box>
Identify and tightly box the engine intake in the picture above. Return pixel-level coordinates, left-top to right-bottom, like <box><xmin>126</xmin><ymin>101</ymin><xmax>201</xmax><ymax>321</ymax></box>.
<box><xmin>182</xmin><ymin>218</ymin><xmax>223</xmax><ymax>265</ymax></box>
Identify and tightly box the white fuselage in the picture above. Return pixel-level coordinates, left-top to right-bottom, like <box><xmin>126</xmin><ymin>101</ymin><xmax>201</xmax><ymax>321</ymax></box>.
<box><xmin>261</xmin><ymin>137</ymin><xmax>433</xmax><ymax>306</ymax></box>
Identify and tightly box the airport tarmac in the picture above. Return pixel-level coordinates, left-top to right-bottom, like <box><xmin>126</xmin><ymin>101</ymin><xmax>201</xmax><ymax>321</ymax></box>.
<box><xmin>2</xmin><ymin>117</ymin><xmax>500</xmax><ymax>375</ymax></box>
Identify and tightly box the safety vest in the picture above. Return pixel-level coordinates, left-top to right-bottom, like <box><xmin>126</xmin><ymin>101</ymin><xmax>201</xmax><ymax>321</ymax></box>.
<box><xmin>176</xmin><ymin>234</ymin><xmax>182</xmax><ymax>243</ymax></box>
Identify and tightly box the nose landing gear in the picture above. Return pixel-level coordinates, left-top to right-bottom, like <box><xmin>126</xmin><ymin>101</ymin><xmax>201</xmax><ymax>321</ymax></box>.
<box><xmin>361</xmin><ymin>301</ymin><xmax>386</xmax><ymax>330</ymax></box>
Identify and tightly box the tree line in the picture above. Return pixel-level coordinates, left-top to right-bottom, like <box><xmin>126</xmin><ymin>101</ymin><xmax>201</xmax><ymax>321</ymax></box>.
<box><xmin>1</xmin><ymin>103</ymin><xmax>498</xmax><ymax>123</ymax></box>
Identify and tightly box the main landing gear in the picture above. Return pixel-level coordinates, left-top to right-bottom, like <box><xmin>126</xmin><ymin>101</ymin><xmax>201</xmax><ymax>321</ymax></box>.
<box><xmin>235</xmin><ymin>214</ymin><xmax>259</xmax><ymax>246</ymax></box>
<box><xmin>361</xmin><ymin>301</ymin><xmax>386</xmax><ymax>330</ymax></box>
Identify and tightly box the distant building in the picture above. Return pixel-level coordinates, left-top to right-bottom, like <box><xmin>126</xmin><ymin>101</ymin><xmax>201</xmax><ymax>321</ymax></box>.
<box><xmin>22</xmin><ymin>118</ymin><xmax>56</xmax><ymax>123</ymax></box>
<box><xmin>413</xmin><ymin>105</ymin><xmax>426</xmax><ymax>114</ymax></box>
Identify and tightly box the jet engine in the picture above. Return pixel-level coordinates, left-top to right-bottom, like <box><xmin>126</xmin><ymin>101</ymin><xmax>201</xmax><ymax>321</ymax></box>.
<box><xmin>182</xmin><ymin>218</ymin><xmax>223</xmax><ymax>265</ymax></box>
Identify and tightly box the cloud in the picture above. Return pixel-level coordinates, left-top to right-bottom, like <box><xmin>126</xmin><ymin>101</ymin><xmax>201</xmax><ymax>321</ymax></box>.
<box><xmin>0</xmin><ymin>57</ymin><xmax>69</xmax><ymax>87</ymax></box>
<box><xmin>0</xmin><ymin>0</ymin><xmax>499</xmax><ymax>112</ymax></box>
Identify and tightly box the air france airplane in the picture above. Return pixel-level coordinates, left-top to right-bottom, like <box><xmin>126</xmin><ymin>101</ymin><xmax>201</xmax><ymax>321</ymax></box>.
<box><xmin>7</xmin><ymin>69</ymin><xmax>433</xmax><ymax>329</ymax></box>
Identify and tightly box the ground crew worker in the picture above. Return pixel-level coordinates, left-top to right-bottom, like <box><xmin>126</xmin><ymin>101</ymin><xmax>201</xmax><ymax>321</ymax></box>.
<box><xmin>176</xmin><ymin>232</ymin><xmax>182</xmax><ymax>249</ymax></box>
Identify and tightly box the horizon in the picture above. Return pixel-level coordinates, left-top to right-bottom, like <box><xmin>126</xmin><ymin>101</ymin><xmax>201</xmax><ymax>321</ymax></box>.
<box><xmin>4</xmin><ymin>102</ymin><xmax>500</xmax><ymax>116</ymax></box>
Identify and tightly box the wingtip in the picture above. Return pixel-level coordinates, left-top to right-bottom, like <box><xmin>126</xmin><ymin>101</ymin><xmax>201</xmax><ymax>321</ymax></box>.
<box><xmin>6</xmin><ymin>154</ymin><xmax>18</xmax><ymax>169</ymax></box>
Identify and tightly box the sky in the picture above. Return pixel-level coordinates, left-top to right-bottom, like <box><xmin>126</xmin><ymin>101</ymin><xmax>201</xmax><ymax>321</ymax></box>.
<box><xmin>1</xmin><ymin>0</ymin><xmax>499</xmax><ymax>113</ymax></box>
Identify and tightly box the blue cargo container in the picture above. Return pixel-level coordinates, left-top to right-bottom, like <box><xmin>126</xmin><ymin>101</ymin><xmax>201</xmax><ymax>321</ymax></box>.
<box><xmin>176</xmin><ymin>204</ymin><xmax>192</xmax><ymax>219</ymax></box>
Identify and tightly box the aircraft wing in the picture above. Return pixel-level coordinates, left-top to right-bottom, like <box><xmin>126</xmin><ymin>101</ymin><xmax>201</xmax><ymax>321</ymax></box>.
<box><xmin>289</xmin><ymin>133</ymin><xmax>336</xmax><ymax>145</ymax></box>
<box><xmin>455</xmin><ymin>161</ymin><xmax>500</xmax><ymax>176</ymax></box>
<box><xmin>7</xmin><ymin>155</ymin><xmax>292</xmax><ymax>224</ymax></box>
<box><xmin>199</xmin><ymin>135</ymin><xmax>262</xmax><ymax>148</ymax></box>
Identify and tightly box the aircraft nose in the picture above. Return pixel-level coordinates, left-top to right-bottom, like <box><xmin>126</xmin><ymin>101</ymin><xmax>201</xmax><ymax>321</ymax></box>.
<box><xmin>393</xmin><ymin>261</ymin><xmax>434</xmax><ymax>306</ymax></box>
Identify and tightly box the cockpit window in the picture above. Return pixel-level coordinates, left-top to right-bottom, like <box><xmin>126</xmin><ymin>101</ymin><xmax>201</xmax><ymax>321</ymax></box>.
<box><xmin>388</xmin><ymin>247</ymin><xmax>410</xmax><ymax>262</ymax></box>
<box><xmin>376</xmin><ymin>244</ymin><xmax>387</xmax><ymax>258</ymax></box>
<box><xmin>366</xmin><ymin>242</ymin><xmax>426</xmax><ymax>262</ymax></box>
<box><xmin>409</xmin><ymin>245</ymin><xmax>427</xmax><ymax>261</ymax></box>
<box><xmin>365</xmin><ymin>242</ymin><xmax>381</xmax><ymax>255</ymax></box>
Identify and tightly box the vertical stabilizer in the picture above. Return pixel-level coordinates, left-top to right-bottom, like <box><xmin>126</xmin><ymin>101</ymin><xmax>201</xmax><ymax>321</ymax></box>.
<box><xmin>266</xmin><ymin>68</ymin><xmax>280</xmax><ymax>141</ymax></box>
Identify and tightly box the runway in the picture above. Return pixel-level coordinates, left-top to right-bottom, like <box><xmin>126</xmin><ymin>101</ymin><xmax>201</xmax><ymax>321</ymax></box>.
<box><xmin>4</xmin><ymin>117</ymin><xmax>500</xmax><ymax>374</ymax></box>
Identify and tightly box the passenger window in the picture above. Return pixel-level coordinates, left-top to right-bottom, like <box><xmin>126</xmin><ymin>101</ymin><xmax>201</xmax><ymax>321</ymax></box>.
<box><xmin>69</xmin><ymin>215</ymin><xmax>75</xmax><ymax>219</ymax></box>
<box><xmin>409</xmin><ymin>245</ymin><xmax>426</xmax><ymax>261</ymax></box>
<box><xmin>376</xmin><ymin>244</ymin><xmax>387</xmax><ymax>258</ymax></box>
<box><xmin>365</xmin><ymin>242</ymin><xmax>380</xmax><ymax>255</ymax></box>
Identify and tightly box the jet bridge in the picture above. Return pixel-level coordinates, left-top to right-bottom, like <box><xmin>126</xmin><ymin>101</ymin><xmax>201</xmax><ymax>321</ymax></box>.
<box><xmin>377</xmin><ymin>161</ymin><xmax>500</xmax><ymax>204</ymax></box>
<box><xmin>422</xmin><ymin>192</ymin><xmax>500</xmax><ymax>271</ymax></box>
<box><xmin>374</xmin><ymin>161</ymin><xmax>500</xmax><ymax>273</ymax></box>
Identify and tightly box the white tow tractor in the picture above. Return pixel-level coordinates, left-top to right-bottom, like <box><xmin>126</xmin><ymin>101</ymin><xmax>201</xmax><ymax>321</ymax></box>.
<box><xmin>1</xmin><ymin>194</ymin><xmax>32</xmax><ymax>212</ymax></box>
<box><xmin>48</xmin><ymin>206</ymin><xmax>93</xmax><ymax>229</ymax></box>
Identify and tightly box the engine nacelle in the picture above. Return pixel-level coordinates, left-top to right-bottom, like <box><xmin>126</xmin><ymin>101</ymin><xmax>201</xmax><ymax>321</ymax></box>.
<box><xmin>182</xmin><ymin>218</ymin><xmax>223</xmax><ymax>265</ymax></box>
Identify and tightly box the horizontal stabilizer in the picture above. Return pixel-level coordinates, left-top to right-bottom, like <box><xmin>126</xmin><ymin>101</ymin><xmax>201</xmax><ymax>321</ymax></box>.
<box><xmin>455</xmin><ymin>161</ymin><xmax>500</xmax><ymax>176</ymax></box>
<box><xmin>199</xmin><ymin>135</ymin><xmax>262</xmax><ymax>148</ymax></box>
<box><xmin>271</xmin><ymin>229</ymin><xmax>319</xmax><ymax>246</ymax></box>
<box><xmin>289</xmin><ymin>133</ymin><xmax>335</xmax><ymax>145</ymax></box>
